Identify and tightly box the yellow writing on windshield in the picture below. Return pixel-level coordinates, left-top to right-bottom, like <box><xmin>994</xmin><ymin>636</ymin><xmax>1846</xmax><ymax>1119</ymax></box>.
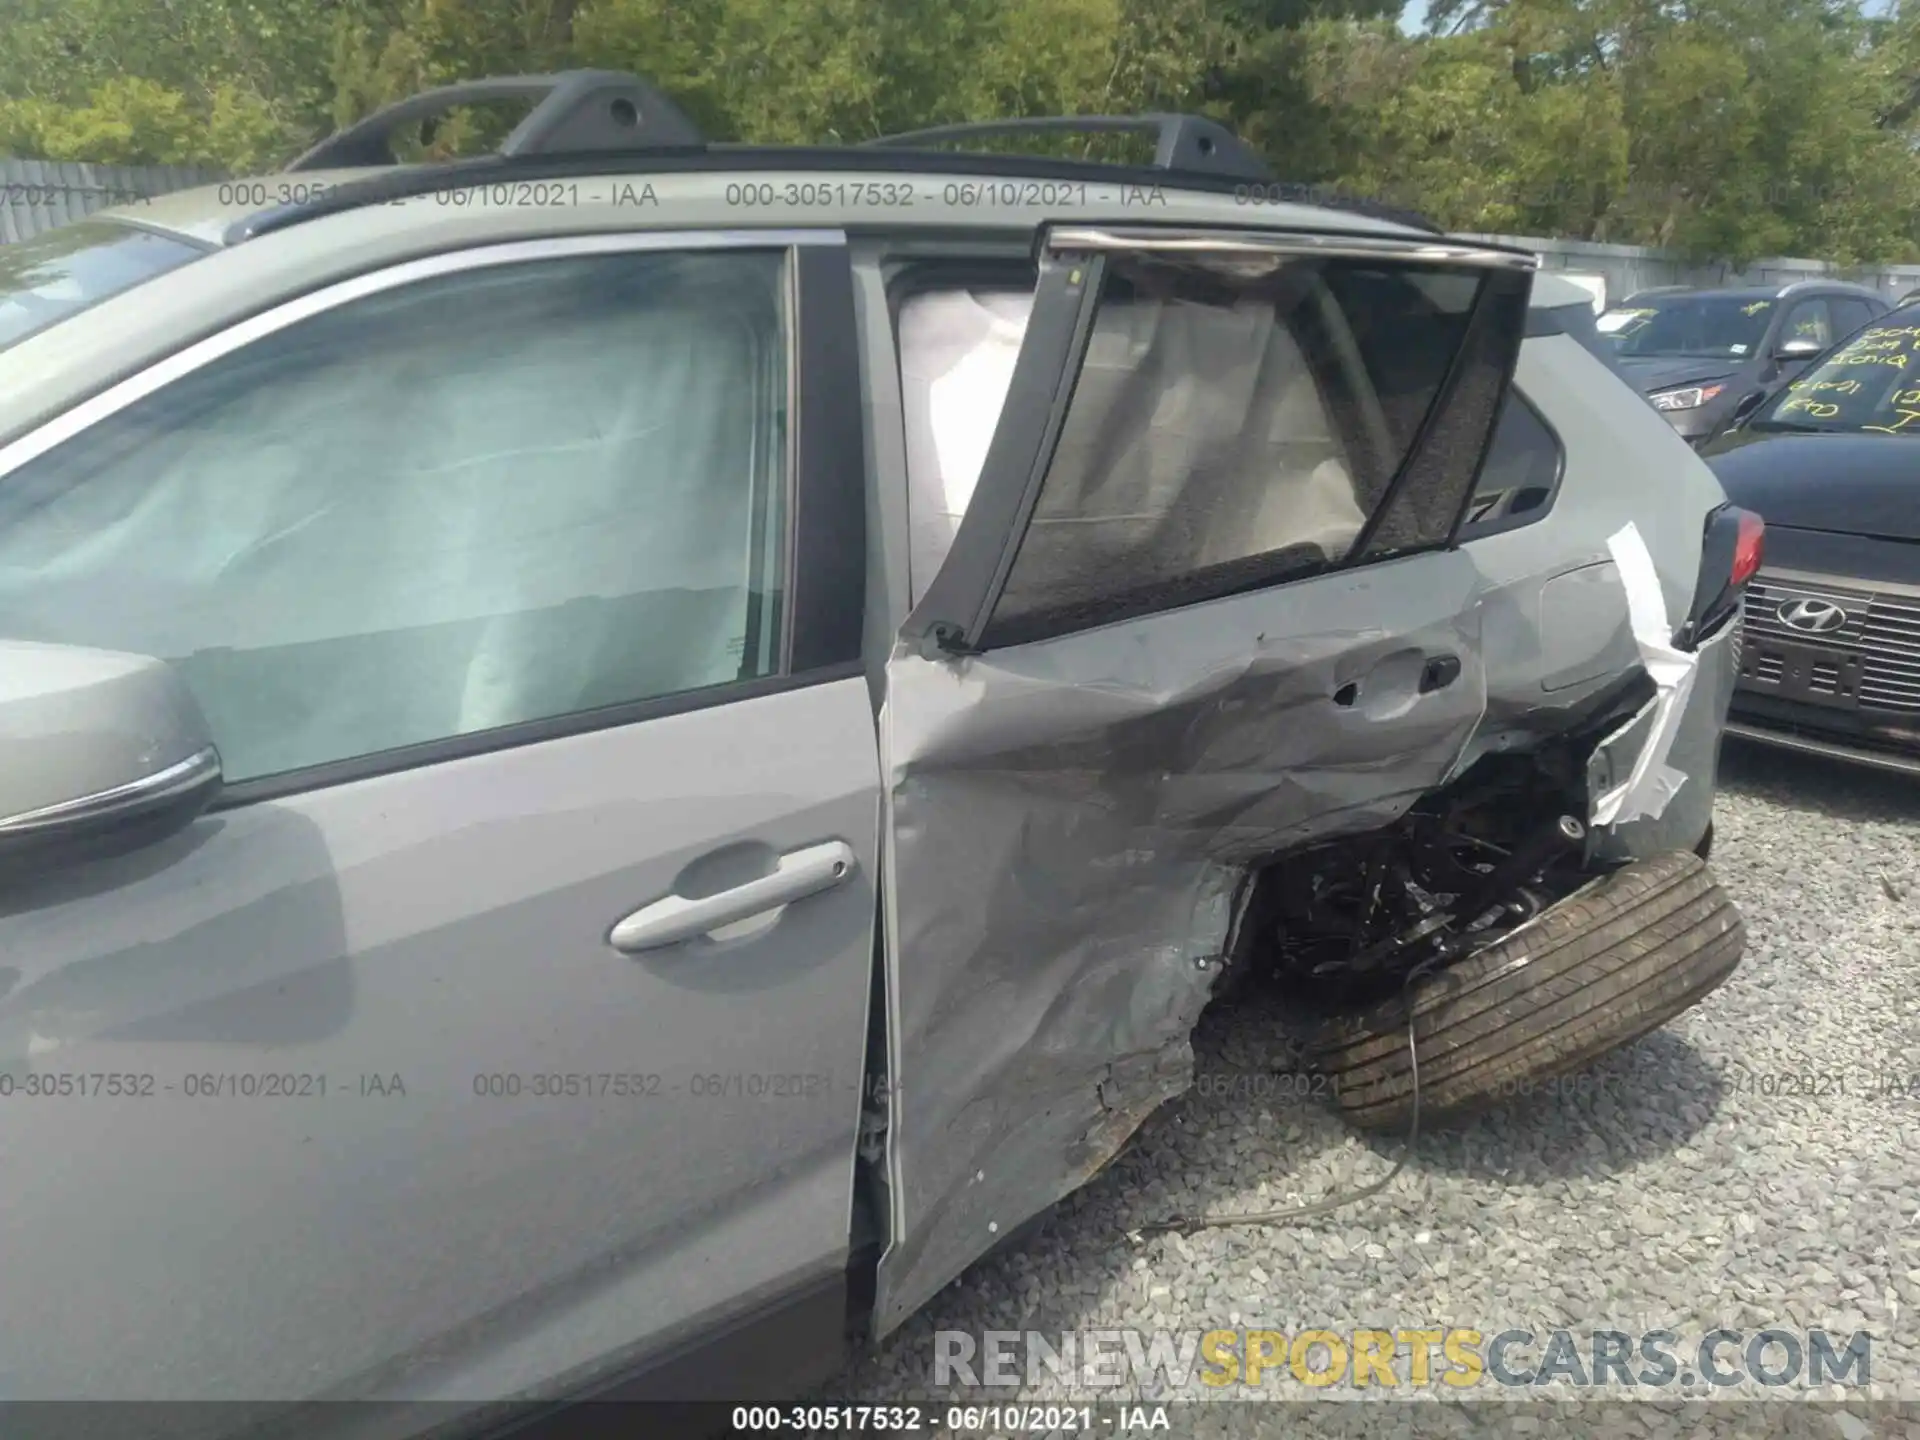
<box><xmin>1741</xmin><ymin>301</ymin><xmax>1772</xmax><ymax>315</ymax></box>
<box><xmin>1864</xmin><ymin>408</ymin><xmax>1920</xmax><ymax>435</ymax></box>
<box><xmin>1830</xmin><ymin>352</ymin><xmax>1909</xmax><ymax>369</ymax></box>
<box><xmin>1894</xmin><ymin>389</ymin><xmax>1920</xmax><ymax>406</ymax></box>
<box><xmin>1787</xmin><ymin>378</ymin><xmax>1863</xmax><ymax>395</ymax></box>
<box><xmin>1779</xmin><ymin>397</ymin><xmax>1841</xmax><ymax>418</ymax></box>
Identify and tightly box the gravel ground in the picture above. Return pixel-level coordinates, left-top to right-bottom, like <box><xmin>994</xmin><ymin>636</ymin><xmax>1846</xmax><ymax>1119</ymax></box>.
<box><xmin>817</xmin><ymin>742</ymin><xmax>1920</xmax><ymax>1437</ymax></box>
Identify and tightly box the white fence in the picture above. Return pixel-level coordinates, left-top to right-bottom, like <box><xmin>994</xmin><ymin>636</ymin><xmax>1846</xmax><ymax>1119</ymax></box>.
<box><xmin>1460</xmin><ymin>232</ymin><xmax>1920</xmax><ymax>309</ymax></box>
<box><xmin>1</xmin><ymin>157</ymin><xmax>224</xmax><ymax>243</ymax></box>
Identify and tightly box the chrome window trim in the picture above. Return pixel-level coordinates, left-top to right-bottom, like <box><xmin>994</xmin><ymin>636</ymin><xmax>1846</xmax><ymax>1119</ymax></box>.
<box><xmin>1046</xmin><ymin>226</ymin><xmax>1541</xmax><ymax>272</ymax></box>
<box><xmin>0</xmin><ymin>228</ymin><xmax>847</xmax><ymax>480</ymax></box>
<box><xmin>775</xmin><ymin>248</ymin><xmax>801</xmax><ymax>676</ymax></box>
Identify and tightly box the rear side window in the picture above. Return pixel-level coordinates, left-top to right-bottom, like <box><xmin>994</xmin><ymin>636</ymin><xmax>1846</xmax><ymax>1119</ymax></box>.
<box><xmin>983</xmin><ymin>257</ymin><xmax>1519</xmax><ymax>646</ymax></box>
<box><xmin>1781</xmin><ymin>298</ymin><xmax>1834</xmax><ymax>348</ymax></box>
<box><xmin>0</xmin><ymin>220</ymin><xmax>204</xmax><ymax>352</ymax></box>
<box><xmin>1459</xmin><ymin>390</ymin><xmax>1563</xmax><ymax>538</ymax></box>
<box><xmin>1829</xmin><ymin>297</ymin><xmax>1877</xmax><ymax>339</ymax></box>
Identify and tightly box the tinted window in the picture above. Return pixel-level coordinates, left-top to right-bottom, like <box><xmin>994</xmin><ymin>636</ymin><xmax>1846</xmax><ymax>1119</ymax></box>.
<box><xmin>0</xmin><ymin>249</ymin><xmax>791</xmax><ymax>782</ymax></box>
<box><xmin>1459</xmin><ymin>391</ymin><xmax>1562</xmax><ymax>536</ymax></box>
<box><xmin>1599</xmin><ymin>295</ymin><xmax>1776</xmax><ymax>359</ymax></box>
<box><xmin>1830</xmin><ymin>297</ymin><xmax>1877</xmax><ymax>338</ymax></box>
<box><xmin>1780</xmin><ymin>298</ymin><xmax>1834</xmax><ymax>349</ymax></box>
<box><xmin>980</xmin><ymin>256</ymin><xmax>1505</xmax><ymax>646</ymax></box>
<box><xmin>0</xmin><ymin>220</ymin><xmax>204</xmax><ymax>352</ymax></box>
<box><xmin>1316</xmin><ymin>266</ymin><xmax>1479</xmax><ymax>460</ymax></box>
<box><xmin>1752</xmin><ymin>305</ymin><xmax>1920</xmax><ymax>437</ymax></box>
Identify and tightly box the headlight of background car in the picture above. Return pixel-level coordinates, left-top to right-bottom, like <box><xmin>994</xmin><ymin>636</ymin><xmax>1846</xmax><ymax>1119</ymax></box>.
<box><xmin>1651</xmin><ymin>383</ymin><xmax>1727</xmax><ymax>411</ymax></box>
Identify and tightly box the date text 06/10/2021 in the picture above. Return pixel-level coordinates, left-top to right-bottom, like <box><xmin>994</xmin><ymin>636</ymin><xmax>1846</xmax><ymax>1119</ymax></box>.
<box><xmin>728</xmin><ymin>1405</ymin><xmax>1172</xmax><ymax>1432</ymax></box>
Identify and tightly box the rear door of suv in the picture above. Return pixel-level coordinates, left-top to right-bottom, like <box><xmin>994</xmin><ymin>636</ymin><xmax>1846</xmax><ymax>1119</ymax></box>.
<box><xmin>872</xmin><ymin>223</ymin><xmax>1538</xmax><ymax>1331</ymax></box>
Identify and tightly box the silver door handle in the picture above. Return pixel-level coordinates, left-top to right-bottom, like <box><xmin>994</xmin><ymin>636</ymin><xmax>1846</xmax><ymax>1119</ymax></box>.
<box><xmin>608</xmin><ymin>840</ymin><xmax>858</xmax><ymax>953</ymax></box>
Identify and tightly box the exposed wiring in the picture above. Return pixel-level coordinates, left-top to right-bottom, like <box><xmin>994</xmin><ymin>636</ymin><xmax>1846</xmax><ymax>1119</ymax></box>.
<box><xmin>1136</xmin><ymin>955</ymin><xmax>1443</xmax><ymax>1238</ymax></box>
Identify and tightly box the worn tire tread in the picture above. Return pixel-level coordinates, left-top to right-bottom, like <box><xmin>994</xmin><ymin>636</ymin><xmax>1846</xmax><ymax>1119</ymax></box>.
<box><xmin>1305</xmin><ymin>850</ymin><xmax>1744</xmax><ymax>1131</ymax></box>
<box><xmin>1312</xmin><ymin>856</ymin><xmax>1718</xmax><ymax>1073</ymax></box>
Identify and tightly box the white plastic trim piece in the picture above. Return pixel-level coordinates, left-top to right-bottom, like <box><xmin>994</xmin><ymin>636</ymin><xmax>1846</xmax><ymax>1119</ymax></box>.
<box><xmin>1591</xmin><ymin>521</ymin><xmax>1697</xmax><ymax>827</ymax></box>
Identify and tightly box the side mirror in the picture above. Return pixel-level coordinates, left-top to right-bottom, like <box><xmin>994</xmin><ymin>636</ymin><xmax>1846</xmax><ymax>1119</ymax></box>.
<box><xmin>0</xmin><ymin>641</ymin><xmax>221</xmax><ymax>877</ymax></box>
<box><xmin>1773</xmin><ymin>336</ymin><xmax>1824</xmax><ymax>360</ymax></box>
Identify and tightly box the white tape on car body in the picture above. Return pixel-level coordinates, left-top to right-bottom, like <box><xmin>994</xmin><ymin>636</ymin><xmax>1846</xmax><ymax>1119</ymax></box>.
<box><xmin>1591</xmin><ymin>521</ymin><xmax>1698</xmax><ymax>827</ymax></box>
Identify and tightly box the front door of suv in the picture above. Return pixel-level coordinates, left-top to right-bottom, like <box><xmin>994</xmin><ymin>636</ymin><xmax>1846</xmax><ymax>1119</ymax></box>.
<box><xmin>873</xmin><ymin>225</ymin><xmax>1537</xmax><ymax>1332</ymax></box>
<box><xmin>0</xmin><ymin>233</ymin><xmax>878</xmax><ymax>1417</ymax></box>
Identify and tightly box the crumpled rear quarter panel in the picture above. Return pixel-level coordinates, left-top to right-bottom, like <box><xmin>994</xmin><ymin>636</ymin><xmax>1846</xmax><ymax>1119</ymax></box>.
<box><xmin>872</xmin><ymin>557</ymin><xmax>1491</xmax><ymax>1334</ymax></box>
<box><xmin>865</xmin><ymin>320</ymin><xmax>1732</xmax><ymax>1339</ymax></box>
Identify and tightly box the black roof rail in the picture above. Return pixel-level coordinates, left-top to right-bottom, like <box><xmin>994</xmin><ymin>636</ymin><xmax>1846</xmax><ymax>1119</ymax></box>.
<box><xmin>230</xmin><ymin>148</ymin><xmax>1444</xmax><ymax>244</ymax></box>
<box><xmin>863</xmin><ymin>115</ymin><xmax>1272</xmax><ymax>183</ymax></box>
<box><xmin>285</xmin><ymin>70</ymin><xmax>705</xmax><ymax>172</ymax></box>
<box><xmin>228</xmin><ymin>74</ymin><xmax>1440</xmax><ymax>243</ymax></box>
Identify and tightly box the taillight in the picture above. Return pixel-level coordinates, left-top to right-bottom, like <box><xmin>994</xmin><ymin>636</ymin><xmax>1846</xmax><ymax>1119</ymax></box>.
<box><xmin>1731</xmin><ymin>508</ymin><xmax>1765</xmax><ymax>586</ymax></box>
<box><xmin>1676</xmin><ymin>504</ymin><xmax>1763</xmax><ymax>650</ymax></box>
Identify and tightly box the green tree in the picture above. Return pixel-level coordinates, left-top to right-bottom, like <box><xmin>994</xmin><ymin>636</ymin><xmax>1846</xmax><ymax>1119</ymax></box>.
<box><xmin>0</xmin><ymin>0</ymin><xmax>1913</xmax><ymax>262</ymax></box>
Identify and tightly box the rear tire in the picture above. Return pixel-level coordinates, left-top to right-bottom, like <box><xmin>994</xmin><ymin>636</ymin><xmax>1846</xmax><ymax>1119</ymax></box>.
<box><xmin>1305</xmin><ymin>850</ymin><xmax>1744</xmax><ymax>1132</ymax></box>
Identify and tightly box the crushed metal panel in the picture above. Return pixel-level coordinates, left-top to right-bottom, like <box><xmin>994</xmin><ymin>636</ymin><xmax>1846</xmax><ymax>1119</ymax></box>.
<box><xmin>1587</xmin><ymin>694</ymin><xmax>1662</xmax><ymax>808</ymax></box>
<box><xmin>872</xmin><ymin>550</ymin><xmax>1494</xmax><ymax>1334</ymax></box>
<box><xmin>1590</xmin><ymin>612</ymin><xmax>1738</xmax><ymax>862</ymax></box>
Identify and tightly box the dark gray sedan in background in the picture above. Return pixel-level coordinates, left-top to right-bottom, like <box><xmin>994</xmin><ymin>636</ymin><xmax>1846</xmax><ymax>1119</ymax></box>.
<box><xmin>1601</xmin><ymin>280</ymin><xmax>1891</xmax><ymax>446</ymax></box>
<box><xmin>1704</xmin><ymin>300</ymin><xmax>1920</xmax><ymax>773</ymax></box>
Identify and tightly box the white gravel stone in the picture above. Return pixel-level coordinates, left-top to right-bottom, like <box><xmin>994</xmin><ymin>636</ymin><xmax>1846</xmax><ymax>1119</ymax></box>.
<box><xmin>816</xmin><ymin>746</ymin><xmax>1920</xmax><ymax>1436</ymax></box>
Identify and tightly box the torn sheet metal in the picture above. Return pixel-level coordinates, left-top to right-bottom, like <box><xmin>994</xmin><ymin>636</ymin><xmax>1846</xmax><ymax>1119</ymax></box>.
<box><xmin>871</xmin><ymin>552</ymin><xmax>1493</xmax><ymax>1336</ymax></box>
<box><xmin>1590</xmin><ymin>522</ymin><xmax>1699</xmax><ymax>828</ymax></box>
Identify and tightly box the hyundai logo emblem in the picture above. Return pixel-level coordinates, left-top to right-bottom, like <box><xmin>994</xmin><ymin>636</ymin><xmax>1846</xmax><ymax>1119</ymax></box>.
<box><xmin>1777</xmin><ymin>597</ymin><xmax>1848</xmax><ymax>634</ymax></box>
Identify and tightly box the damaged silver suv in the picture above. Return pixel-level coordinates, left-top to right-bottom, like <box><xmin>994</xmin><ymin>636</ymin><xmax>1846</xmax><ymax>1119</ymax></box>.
<box><xmin>0</xmin><ymin>70</ymin><xmax>1754</xmax><ymax>1431</ymax></box>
